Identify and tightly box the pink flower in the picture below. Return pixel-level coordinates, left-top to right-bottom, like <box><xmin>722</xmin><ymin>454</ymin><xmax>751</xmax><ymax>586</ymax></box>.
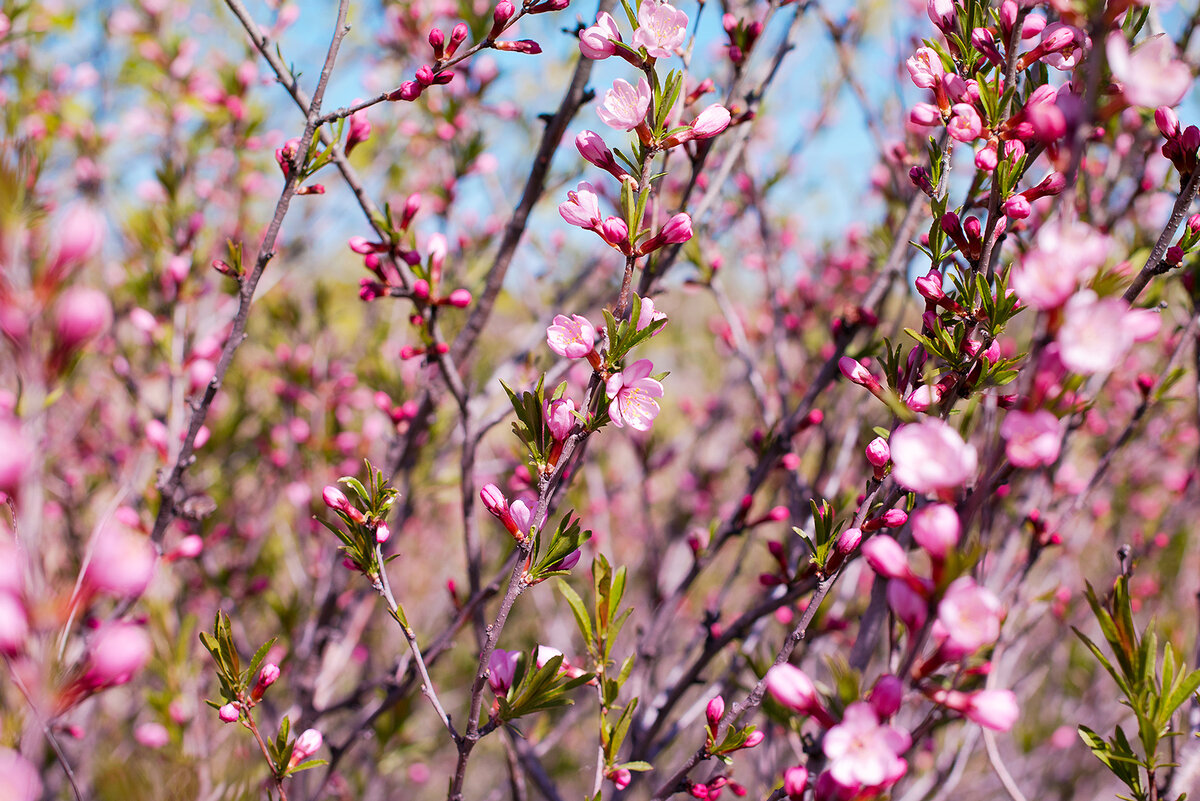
<box><xmin>868</xmin><ymin>675</ymin><xmax>904</xmax><ymax>719</ymax></box>
<box><xmin>488</xmin><ymin>648</ymin><xmax>521</xmax><ymax>693</ymax></box>
<box><xmin>906</xmin><ymin>47</ymin><xmax>943</xmax><ymax>89</ymax></box>
<box><xmin>546</xmin><ymin>397</ymin><xmax>577</xmax><ymax>440</ymax></box>
<box><xmin>783</xmin><ymin>765</ymin><xmax>808</xmax><ymax>800</ymax></box>
<box><xmin>862</xmin><ymin>535</ymin><xmax>911</xmax><ymax>580</ymax></box>
<box><xmin>323</xmin><ymin>485</ymin><xmax>351</xmax><ymax>512</ymax></box>
<box><xmin>909</xmin><ymin>102</ymin><xmax>941</xmax><ymax>127</ymax></box>
<box><xmin>865</xmin><ymin>437</ymin><xmax>889</xmax><ymax>468</ymax></box>
<box><xmin>632</xmin><ymin>0</ymin><xmax>688</xmax><ymax>59</ymax></box>
<box><xmin>85</xmin><ymin>622</ymin><xmax>153</xmax><ymax>687</ymax></box>
<box><xmin>54</xmin><ymin>287</ymin><xmax>113</xmax><ymax>350</ymax></box>
<box><xmin>887</xmin><ymin>579</ymin><xmax>928</xmax><ymax>630</ymax></box>
<box><xmin>1107</xmin><ymin>32</ymin><xmax>1192</xmax><ymax>109</ymax></box>
<box><xmin>135</xmin><ymin>722</ymin><xmax>170</xmax><ymax>749</ymax></box>
<box><xmin>0</xmin><ymin>416</ymin><xmax>32</xmax><ymax>495</ymax></box>
<box><xmin>936</xmin><ymin>576</ymin><xmax>1003</xmax><ymax>659</ymax></box>
<box><xmin>927</xmin><ymin>0</ymin><xmax>955</xmax><ymax>31</ymax></box>
<box><xmin>1057</xmin><ymin>291</ymin><xmax>1158</xmax><ymax>375</ymax></box>
<box><xmin>889</xmin><ymin>419</ymin><xmax>977</xmax><ymax>494</ymax></box>
<box><xmin>86</xmin><ymin>523</ymin><xmax>157</xmax><ymax>599</ymax></box>
<box><xmin>823</xmin><ymin>702</ymin><xmax>910</xmax><ymax>791</ymax></box>
<box><xmin>1037</xmin><ymin>22</ymin><xmax>1086</xmax><ymax>71</ymax></box>
<box><xmin>1012</xmin><ymin>221</ymin><xmax>1111</xmax><ymax>310</ymax></box>
<box><xmin>509</xmin><ymin>499</ymin><xmax>532</xmax><ymax>535</ymax></box>
<box><xmin>964</xmin><ymin>689</ymin><xmax>1020</xmax><ymax>731</ymax></box>
<box><xmin>0</xmin><ymin>748</ymin><xmax>42</xmax><ymax>801</ymax></box>
<box><xmin>559</xmin><ymin>181</ymin><xmax>603</xmax><ymax>229</ymax></box>
<box><xmin>597</xmin><ymin>77</ymin><xmax>652</xmax><ymax>131</ymax></box>
<box><xmin>580</xmin><ymin>11</ymin><xmax>622</xmax><ymax>59</ymax></box>
<box><xmin>50</xmin><ymin>203</ymin><xmax>105</xmax><ymax>277</ymax></box>
<box><xmin>910</xmin><ymin>504</ymin><xmax>959</xmax><ymax>559</ymax></box>
<box><xmin>605</xmin><ymin>359</ymin><xmax>664</xmax><ymax>431</ymax></box>
<box><xmin>289</xmin><ymin>728</ymin><xmax>323</xmax><ymax>766</ymax></box>
<box><xmin>1000</xmin><ymin>409</ymin><xmax>1061</xmax><ymax>468</ymax></box>
<box><xmin>765</xmin><ymin>664</ymin><xmax>819</xmax><ymax>714</ymax></box>
<box><xmin>636</xmin><ymin>296</ymin><xmax>668</xmax><ymax>333</ymax></box>
<box><xmin>947</xmin><ymin>103</ymin><xmax>982</xmax><ymax>142</ymax></box>
<box><xmin>546</xmin><ymin>314</ymin><xmax>597</xmax><ymax>359</ymax></box>
<box><xmin>690</xmin><ymin>104</ymin><xmax>730</xmax><ymax>138</ymax></box>
<box><xmin>218</xmin><ymin>703</ymin><xmax>239</xmax><ymax>723</ymax></box>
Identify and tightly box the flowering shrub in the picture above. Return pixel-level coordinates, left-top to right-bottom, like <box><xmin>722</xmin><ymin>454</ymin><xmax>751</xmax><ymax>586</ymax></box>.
<box><xmin>5</xmin><ymin>0</ymin><xmax>1200</xmax><ymax>800</ymax></box>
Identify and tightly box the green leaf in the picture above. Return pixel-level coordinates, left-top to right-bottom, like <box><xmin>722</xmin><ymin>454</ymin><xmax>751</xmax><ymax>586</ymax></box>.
<box><xmin>556</xmin><ymin>578</ymin><xmax>593</xmax><ymax>645</ymax></box>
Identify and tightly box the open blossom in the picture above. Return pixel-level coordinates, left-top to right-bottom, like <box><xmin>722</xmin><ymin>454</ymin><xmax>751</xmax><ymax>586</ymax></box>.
<box><xmin>597</xmin><ymin>77</ymin><xmax>651</xmax><ymax>131</ymax></box>
<box><xmin>636</xmin><ymin>296</ymin><xmax>668</xmax><ymax>334</ymax></box>
<box><xmin>823</xmin><ymin>702</ymin><xmax>911</xmax><ymax>791</ymax></box>
<box><xmin>580</xmin><ymin>12</ymin><xmax>622</xmax><ymax>59</ymax></box>
<box><xmin>606</xmin><ymin>359</ymin><xmax>664</xmax><ymax>431</ymax></box>
<box><xmin>906</xmin><ymin>47</ymin><xmax>943</xmax><ymax>89</ymax></box>
<box><xmin>1000</xmin><ymin>409</ymin><xmax>1061</xmax><ymax>468</ymax></box>
<box><xmin>947</xmin><ymin>103</ymin><xmax>982</xmax><ymax>142</ymax></box>
<box><xmin>889</xmin><ymin>419</ymin><xmax>977</xmax><ymax>494</ymax></box>
<box><xmin>936</xmin><ymin>576</ymin><xmax>1004</xmax><ymax>659</ymax></box>
<box><xmin>1107</xmin><ymin>32</ymin><xmax>1192</xmax><ymax>108</ymax></box>
<box><xmin>559</xmin><ymin>181</ymin><xmax>603</xmax><ymax>229</ymax></box>
<box><xmin>1012</xmin><ymin>221</ymin><xmax>1111</xmax><ymax>310</ymax></box>
<box><xmin>546</xmin><ymin>314</ymin><xmax>596</xmax><ymax>359</ymax></box>
<box><xmin>631</xmin><ymin>0</ymin><xmax>688</xmax><ymax>59</ymax></box>
<box><xmin>1057</xmin><ymin>291</ymin><xmax>1159</xmax><ymax>375</ymax></box>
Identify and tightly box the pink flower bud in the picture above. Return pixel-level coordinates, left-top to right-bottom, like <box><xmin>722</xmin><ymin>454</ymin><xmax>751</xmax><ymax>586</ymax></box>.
<box><xmin>1003</xmin><ymin>194</ymin><xmax>1031</xmax><ymax>220</ymax></box>
<box><xmin>85</xmin><ymin>622</ymin><xmax>152</xmax><ymax>688</ymax></box>
<box><xmin>742</xmin><ymin>730</ymin><xmax>765</xmax><ymax>748</ymax></box>
<box><xmin>259</xmin><ymin>663</ymin><xmax>280</xmax><ymax>688</ymax></box>
<box><xmin>865</xmin><ymin>437</ymin><xmax>890</xmax><ymax>467</ymax></box>
<box><xmin>480</xmin><ymin>484</ymin><xmax>509</xmax><ymax>517</ymax></box>
<box><xmin>963</xmin><ymin>689</ymin><xmax>1019</xmax><ymax>731</ymax></box>
<box><xmin>783</xmin><ymin>765</ymin><xmax>808</xmax><ymax>800</ymax></box>
<box><xmin>690</xmin><ymin>104</ymin><xmax>731</xmax><ymax>138</ymax></box>
<box><xmin>861</xmin><ymin>535</ymin><xmax>910</xmax><ymax>580</ymax></box>
<box><xmin>86</xmin><ymin>523</ymin><xmax>157</xmax><ymax>599</ymax></box>
<box><xmin>488</xmin><ymin>648</ymin><xmax>520</xmax><ymax>693</ymax></box>
<box><xmin>660</xmin><ymin>212</ymin><xmax>693</xmax><ymax>244</ymax></box>
<box><xmin>909</xmin><ymin>102</ymin><xmax>941</xmax><ymax>127</ymax></box>
<box><xmin>881</xmin><ymin>509</ymin><xmax>908</xmax><ymax>528</ymax></box>
<box><xmin>50</xmin><ymin>204</ymin><xmax>105</xmax><ymax>277</ymax></box>
<box><xmin>446</xmin><ymin>288</ymin><xmax>472</xmax><ymax>308</ymax></box>
<box><xmin>868</xmin><ymin>674</ymin><xmax>904</xmax><ymax>718</ymax></box>
<box><xmin>911</xmin><ymin>503</ymin><xmax>960</xmax><ymax>559</ymax></box>
<box><xmin>765</xmin><ymin>663</ymin><xmax>818</xmax><ymax>714</ymax></box>
<box><xmin>322</xmin><ymin>486</ymin><xmax>351</xmax><ymax>513</ymax></box>
<box><xmin>546</xmin><ymin>397</ymin><xmax>577</xmax><ymax>441</ymax></box>
<box><xmin>838</xmin><ymin>357</ymin><xmax>878</xmax><ymax>390</ymax></box>
<box><xmin>290</xmin><ymin>728</ymin><xmax>323</xmax><ymax>766</ymax></box>
<box><xmin>834</xmin><ymin>527</ymin><xmax>862</xmax><ymax>556</ymax></box>
<box><xmin>54</xmin><ymin>287</ymin><xmax>113</xmax><ymax>350</ymax></box>
<box><xmin>218</xmin><ymin>703</ymin><xmax>239</xmax><ymax>722</ymax></box>
<box><xmin>610</xmin><ymin>768</ymin><xmax>632</xmax><ymax>790</ymax></box>
<box><xmin>600</xmin><ymin>216</ymin><xmax>629</xmax><ymax>249</ymax></box>
<box><xmin>375</xmin><ymin>522</ymin><xmax>391</xmax><ymax>544</ymax></box>
<box><xmin>1156</xmin><ymin>106</ymin><xmax>1181</xmax><ymax>139</ymax></box>
<box><xmin>887</xmin><ymin>578</ymin><xmax>928</xmax><ymax>630</ymax></box>
<box><xmin>706</xmin><ymin>696</ymin><xmax>725</xmax><ymax>729</ymax></box>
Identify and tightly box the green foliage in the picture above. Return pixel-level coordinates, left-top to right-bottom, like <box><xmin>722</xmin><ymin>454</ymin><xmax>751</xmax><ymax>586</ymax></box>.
<box><xmin>602</xmin><ymin>293</ymin><xmax>668</xmax><ymax>367</ymax></box>
<box><xmin>316</xmin><ymin>460</ymin><xmax>400</xmax><ymax>580</ymax></box>
<box><xmin>795</xmin><ymin>499</ymin><xmax>846</xmax><ymax>576</ymax></box>
<box><xmin>199</xmin><ymin>610</ymin><xmax>276</xmax><ymax>713</ymax></box>
<box><xmin>502</xmin><ymin>374</ymin><xmax>559</xmax><ymax>470</ymax></box>
<box><xmin>1074</xmin><ymin>576</ymin><xmax>1200</xmax><ymax>801</ymax></box>
<box><xmin>526</xmin><ymin>511</ymin><xmax>592</xmax><ymax>584</ymax></box>
<box><xmin>496</xmin><ymin>649</ymin><xmax>594</xmax><ymax>722</ymax></box>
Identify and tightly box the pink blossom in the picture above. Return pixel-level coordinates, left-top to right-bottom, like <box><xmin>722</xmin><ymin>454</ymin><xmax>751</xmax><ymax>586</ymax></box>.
<box><xmin>86</xmin><ymin>523</ymin><xmax>157</xmax><ymax>599</ymax></box>
<box><xmin>1107</xmin><ymin>32</ymin><xmax>1192</xmax><ymax>109</ymax></box>
<box><xmin>906</xmin><ymin>47</ymin><xmax>943</xmax><ymax>89</ymax></box>
<box><xmin>50</xmin><ymin>203</ymin><xmax>105</xmax><ymax>277</ymax></box>
<box><xmin>887</xmin><ymin>579</ymin><xmax>928</xmax><ymax>630</ymax></box>
<box><xmin>636</xmin><ymin>296</ymin><xmax>668</xmax><ymax>333</ymax></box>
<box><xmin>889</xmin><ymin>419</ymin><xmax>977</xmax><ymax>494</ymax></box>
<box><xmin>0</xmin><ymin>748</ymin><xmax>41</xmax><ymax>801</ymax></box>
<box><xmin>910</xmin><ymin>504</ymin><xmax>959</xmax><ymax>560</ymax></box>
<box><xmin>488</xmin><ymin>648</ymin><xmax>521</xmax><ymax>693</ymax></box>
<box><xmin>509</xmin><ymin>499</ymin><xmax>532</xmax><ymax>534</ymax></box>
<box><xmin>546</xmin><ymin>314</ymin><xmax>596</xmax><ymax>359</ymax></box>
<box><xmin>1058</xmin><ymin>291</ymin><xmax>1158</xmax><ymax>375</ymax></box>
<box><xmin>909</xmin><ymin>102</ymin><xmax>941</xmax><ymax>127</ymax></box>
<box><xmin>947</xmin><ymin>103</ymin><xmax>982</xmax><ymax>142</ymax></box>
<box><xmin>54</xmin><ymin>287</ymin><xmax>113</xmax><ymax>350</ymax></box>
<box><xmin>936</xmin><ymin>576</ymin><xmax>1003</xmax><ymax>659</ymax></box>
<box><xmin>1012</xmin><ymin>221</ymin><xmax>1112</xmax><ymax>310</ymax></box>
<box><xmin>927</xmin><ymin>0</ymin><xmax>955</xmax><ymax>31</ymax></box>
<box><xmin>963</xmin><ymin>689</ymin><xmax>1020</xmax><ymax>731</ymax></box>
<box><xmin>290</xmin><ymin>728</ymin><xmax>323</xmax><ymax>766</ymax></box>
<box><xmin>218</xmin><ymin>703</ymin><xmax>239</xmax><ymax>722</ymax></box>
<box><xmin>134</xmin><ymin>722</ymin><xmax>170</xmax><ymax>748</ymax></box>
<box><xmin>605</xmin><ymin>359</ymin><xmax>664</xmax><ymax>431</ymax></box>
<box><xmin>580</xmin><ymin>12</ymin><xmax>622</xmax><ymax>59</ymax></box>
<box><xmin>558</xmin><ymin>181</ymin><xmax>603</xmax><ymax>229</ymax></box>
<box><xmin>1000</xmin><ymin>409</ymin><xmax>1061</xmax><ymax>468</ymax></box>
<box><xmin>597</xmin><ymin>77</ymin><xmax>652</xmax><ymax>131</ymax></box>
<box><xmin>823</xmin><ymin>702</ymin><xmax>910</xmax><ymax>791</ymax></box>
<box><xmin>1038</xmin><ymin>22</ymin><xmax>1086</xmax><ymax>71</ymax></box>
<box><xmin>765</xmin><ymin>663</ymin><xmax>819</xmax><ymax>714</ymax></box>
<box><xmin>865</xmin><ymin>437</ymin><xmax>890</xmax><ymax>468</ymax></box>
<box><xmin>783</xmin><ymin>766</ymin><xmax>808</xmax><ymax>800</ymax></box>
<box><xmin>85</xmin><ymin>622</ymin><xmax>153</xmax><ymax>687</ymax></box>
<box><xmin>862</xmin><ymin>535</ymin><xmax>911</xmax><ymax>580</ymax></box>
<box><xmin>868</xmin><ymin>675</ymin><xmax>904</xmax><ymax>719</ymax></box>
<box><xmin>632</xmin><ymin>0</ymin><xmax>688</xmax><ymax>59</ymax></box>
<box><xmin>0</xmin><ymin>416</ymin><xmax>31</xmax><ymax>494</ymax></box>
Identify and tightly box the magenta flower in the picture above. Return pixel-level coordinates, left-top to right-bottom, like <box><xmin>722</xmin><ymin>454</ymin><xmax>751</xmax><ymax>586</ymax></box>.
<box><xmin>1107</xmin><ymin>32</ymin><xmax>1192</xmax><ymax>109</ymax></box>
<box><xmin>605</xmin><ymin>359</ymin><xmax>664</xmax><ymax>431</ymax></box>
<box><xmin>935</xmin><ymin>576</ymin><xmax>1003</xmax><ymax>659</ymax></box>
<box><xmin>85</xmin><ymin>622</ymin><xmax>153</xmax><ymax>688</ymax></box>
<box><xmin>690</xmin><ymin>104</ymin><xmax>731</xmax><ymax>138</ymax></box>
<box><xmin>546</xmin><ymin>314</ymin><xmax>597</xmax><ymax>359</ymax></box>
<box><xmin>1000</xmin><ymin>409</ymin><xmax>1061</xmax><ymax>468</ymax></box>
<box><xmin>54</xmin><ymin>287</ymin><xmax>113</xmax><ymax>351</ymax></box>
<box><xmin>289</xmin><ymin>728</ymin><xmax>323</xmax><ymax>767</ymax></box>
<box><xmin>1012</xmin><ymin>221</ymin><xmax>1112</xmax><ymax>310</ymax></box>
<box><xmin>861</xmin><ymin>534</ymin><xmax>911</xmax><ymax>580</ymax></box>
<box><xmin>963</xmin><ymin>689</ymin><xmax>1020</xmax><ymax>732</ymax></box>
<box><xmin>635</xmin><ymin>296</ymin><xmax>668</xmax><ymax>334</ymax></box>
<box><xmin>488</xmin><ymin>648</ymin><xmax>521</xmax><ymax>694</ymax></box>
<box><xmin>559</xmin><ymin>181</ymin><xmax>603</xmax><ymax>229</ymax></box>
<box><xmin>545</xmin><ymin>397</ymin><xmax>577</xmax><ymax>441</ymax></box>
<box><xmin>509</xmin><ymin>499</ymin><xmax>532</xmax><ymax>535</ymax></box>
<box><xmin>632</xmin><ymin>0</ymin><xmax>688</xmax><ymax>59</ymax></box>
<box><xmin>889</xmin><ymin>419</ymin><xmax>977</xmax><ymax>495</ymax></box>
<box><xmin>823</xmin><ymin>702</ymin><xmax>910</xmax><ymax>791</ymax></box>
<box><xmin>218</xmin><ymin>703</ymin><xmax>239</xmax><ymax>723</ymax></box>
<box><xmin>765</xmin><ymin>664</ymin><xmax>819</xmax><ymax>714</ymax></box>
<box><xmin>579</xmin><ymin>11</ymin><xmax>622</xmax><ymax>59</ymax></box>
<box><xmin>86</xmin><ymin>523</ymin><xmax>157</xmax><ymax>600</ymax></box>
<box><xmin>597</xmin><ymin>77</ymin><xmax>652</xmax><ymax>131</ymax></box>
